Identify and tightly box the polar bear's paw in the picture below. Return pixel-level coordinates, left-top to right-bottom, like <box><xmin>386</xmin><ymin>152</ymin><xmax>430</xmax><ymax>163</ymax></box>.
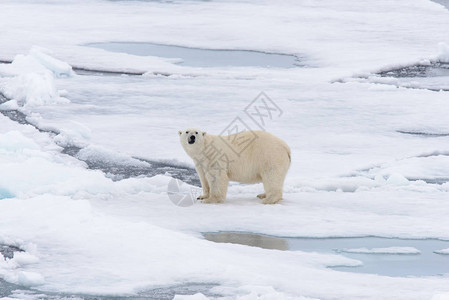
<box><xmin>196</xmin><ymin>195</ymin><xmax>209</xmax><ymax>200</ymax></box>
<box><xmin>257</xmin><ymin>193</ymin><xmax>266</xmax><ymax>199</ymax></box>
<box><xmin>201</xmin><ymin>197</ymin><xmax>224</xmax><ymax>204</ymax></box>
<box><xmin>262</xmin><ymin>197</ymin><xmax>282</xmax><ymax>205</ymax></box>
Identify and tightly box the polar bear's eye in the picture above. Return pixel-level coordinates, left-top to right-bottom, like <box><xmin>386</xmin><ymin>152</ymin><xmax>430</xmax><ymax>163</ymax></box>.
<box><xmin>186</xmin><ymin>131</ymin><xmax>189</xmax><ymax>134</ymax></box>
<box><xmin>195</xmin><ymin>132</ymin><xmax>198</xmax><ymax>135</ymax></box>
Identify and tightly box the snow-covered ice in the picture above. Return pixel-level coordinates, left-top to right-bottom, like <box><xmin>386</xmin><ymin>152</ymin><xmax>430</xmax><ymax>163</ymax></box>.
<box><xmin>439</xmin><ymin>43</ymin><xmax>449</xmax><ymax>62</ymax></box>
<box><xmin>0</xmin><ymin>47</ymin><xmax>71</xmax><ymax>108</ymax></box>
<box><xmin>1</xmin><ymin>0</ymin><xmax>449</xmax><ymax>299</ymax></box>
<box><xmin>435</xmin><ymin>249</ymin><xmax>449</xmax><ymax>255</ymax></box>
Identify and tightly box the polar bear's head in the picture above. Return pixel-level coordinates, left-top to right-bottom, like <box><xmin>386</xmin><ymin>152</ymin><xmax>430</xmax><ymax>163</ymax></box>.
<box><xmin>178</xmin><ymin>128</ymin><xmax>207</xmax><ymax>155</ymax></box>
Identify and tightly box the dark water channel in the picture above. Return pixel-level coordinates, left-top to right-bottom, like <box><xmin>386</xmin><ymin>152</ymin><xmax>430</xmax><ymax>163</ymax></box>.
<box><xmin>431</xmin><ymin>0</ymin><xmax>449</xmax><ymax>10</ymax></box>
<box><xmin>373</xmin><ymin>61</ymin><xmax>449</xmax><ymax>92</ymax></box>
<box><xmin>378</xmin><ymin>62</ymin><xmax>449</xmax><ymax>79</ymax></box>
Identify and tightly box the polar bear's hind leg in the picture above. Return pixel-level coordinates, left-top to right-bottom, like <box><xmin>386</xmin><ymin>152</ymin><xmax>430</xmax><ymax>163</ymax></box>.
<box><xmin>260</xmin><ymin>166</ymin><xmax>288</xmax><ymax>204</ymax></box>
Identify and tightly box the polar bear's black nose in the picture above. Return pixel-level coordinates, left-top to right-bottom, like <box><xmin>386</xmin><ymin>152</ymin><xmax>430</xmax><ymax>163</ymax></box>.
<box><xmin>188</xmin><ymin>135</ymin><xmax>196</xmax><ymax>144</ymax></box>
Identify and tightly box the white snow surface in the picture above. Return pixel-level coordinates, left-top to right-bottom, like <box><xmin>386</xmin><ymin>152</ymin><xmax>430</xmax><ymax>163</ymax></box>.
<box><xmin>438</xmin><ymin>42</ymin><xmax>449</xmax><ymax>62</ymax></box>
<box><xmin>434</xmin><ymin>248</ymin><xmax>449</xmax><ymax>255</ymax></box>
<box><xmin>1</xmin><ymin>0</ymin><xmax>449</xmax><ymax>299</ymax></box>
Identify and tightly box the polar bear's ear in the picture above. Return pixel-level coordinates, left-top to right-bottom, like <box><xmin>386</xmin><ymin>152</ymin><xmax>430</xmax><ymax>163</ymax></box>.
<box><xmin>178</xmin><ymin>130</ymin><xmax>182</xmax><ymax>135</ymax></box>
<box><xmin>202</xmin><ymin>132</ymin><xmax>206</xmax><ymax>136</ymax></box>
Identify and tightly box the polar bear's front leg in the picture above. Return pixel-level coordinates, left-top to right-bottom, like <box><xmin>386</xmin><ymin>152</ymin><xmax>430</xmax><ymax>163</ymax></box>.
<box><xmin>203</xmin><ymin>171</ymin><xmax>228</xmax><ymax>203</ymax></box>
<box><xmin>195</xmin><ymin>165</ymin><xmax>210</xmax><ymax>200</ymax></box>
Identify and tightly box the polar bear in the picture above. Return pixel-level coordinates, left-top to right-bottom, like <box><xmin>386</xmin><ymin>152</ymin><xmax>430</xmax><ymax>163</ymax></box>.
<box><xmin>178</xmin><ymin>128</ymin><xmax>291</xmax><ymax>204</ymax></box>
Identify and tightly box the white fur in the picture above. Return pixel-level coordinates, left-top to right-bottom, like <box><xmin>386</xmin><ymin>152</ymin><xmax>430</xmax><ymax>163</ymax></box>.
<box><xmin>179</xmin><ymin>128</ymin><xmax>291</xmax><ymax>204</ymax></box>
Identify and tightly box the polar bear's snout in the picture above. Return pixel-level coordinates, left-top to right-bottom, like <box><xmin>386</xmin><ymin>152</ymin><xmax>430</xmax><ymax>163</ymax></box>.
<box><xmin>178</xmin><ymin>128</ymin><xmax>206</xmax><ymax>150</ymax></box>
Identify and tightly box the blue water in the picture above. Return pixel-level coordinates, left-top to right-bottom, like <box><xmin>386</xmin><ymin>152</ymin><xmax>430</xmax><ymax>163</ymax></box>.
<box><xmin>203</xmin><ymin>232</ymin><xmax>449</xmax><ymax>277</ymax></box>
<box><xmin>86</xmin><ymin>42</ymin><xmax>303</xmax><ymax>68</ymax></box>
<box><xmin>0</xmin><ymin>188</ymin><xmax>13</xmax><ymax>200</ymax></box>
